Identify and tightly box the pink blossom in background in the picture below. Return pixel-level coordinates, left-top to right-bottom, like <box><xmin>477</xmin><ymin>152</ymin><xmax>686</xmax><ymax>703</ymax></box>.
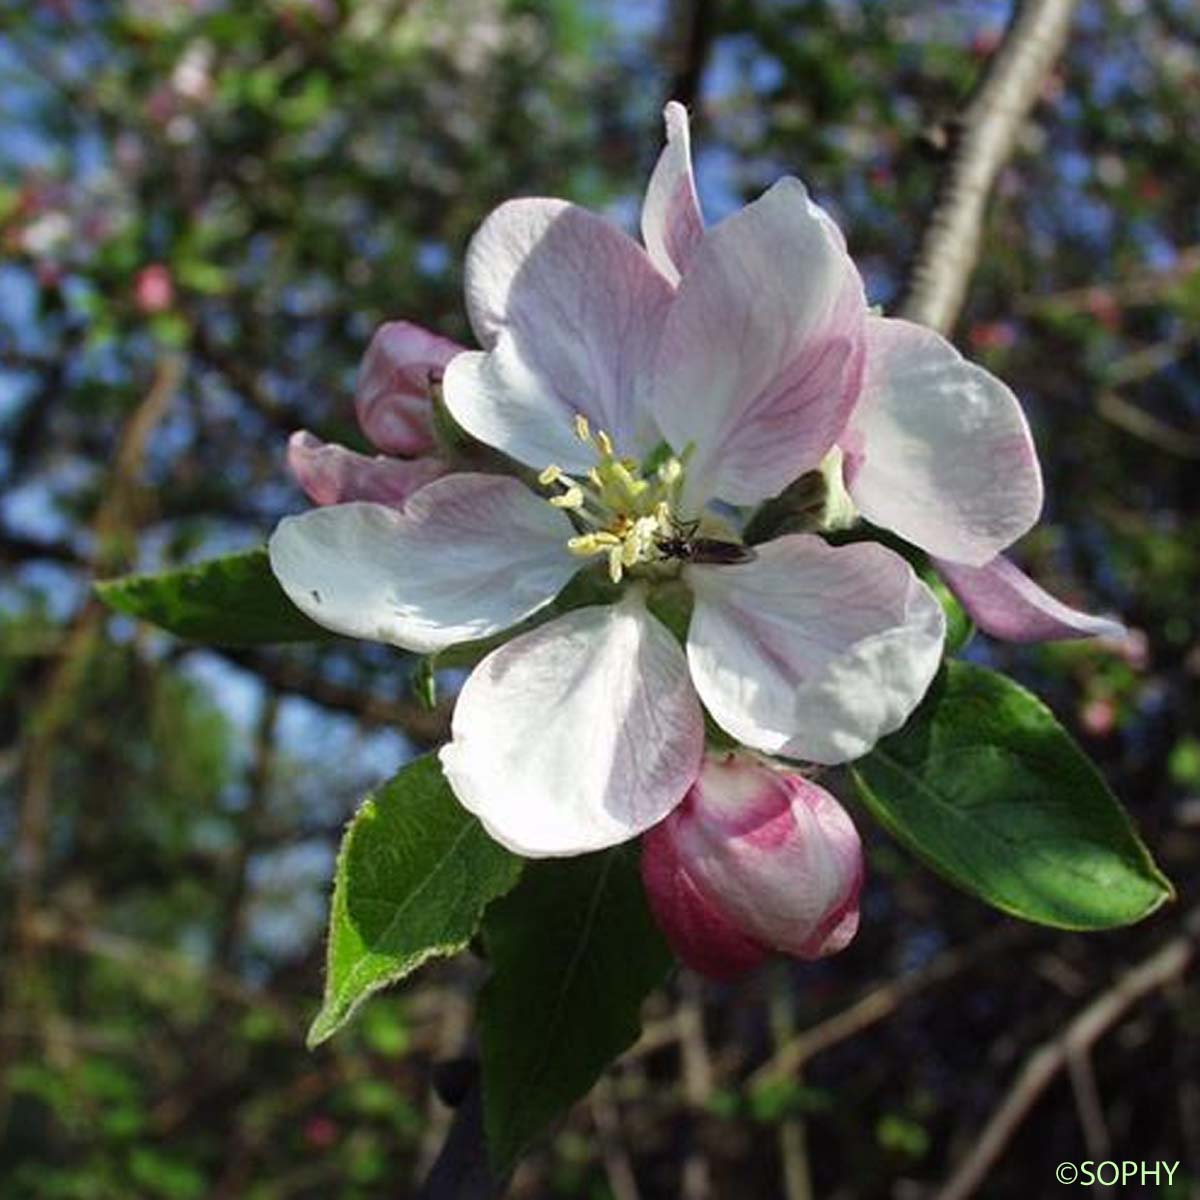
<box><xmin>134</xmin><ymin>263</ymin><xmax>175</xmax><ymax>314</ymax></box>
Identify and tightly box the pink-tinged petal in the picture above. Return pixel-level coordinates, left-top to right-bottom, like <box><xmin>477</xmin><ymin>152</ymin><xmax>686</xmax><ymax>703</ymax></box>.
<box><xmin>935</xmin><ymin>554</ymin><xmax>1126</xmax><ymax>643</ymax></box>
<box><xmin>641</xmin><ymin>818</ymin><xmax>768</xmax><ymax>981</ymax></box>
<box><xmin>287</xmin><ymin>430</ymin><xmax>446</xmax><ymax>508</ymax></box>
<box><xmin>652</xmin><ymin>178</ymin><xmax>866</xmax><ymax>509</ymax></box>
<box><xmin>846</xmin><ymin>316</ymin><xmax>1043</xmax><ymax>566</ymax></box>
<box><xmin>446</xmin><ymin>199</ymin><xmax>674</xmax><ymax>469</ymax></box>
<box><xmin>355</xmin><ymin>320</ymin><xmax>464</xmax><ymax>455</ymax></box>
<box><xmin>686</xmin><ymin>536</ymin><xmax>945</xmax><ymax>764</ymax></box>
<box><xmin>267</xmin><ymin>474</ymin><xmax>577</xmax><ymax>653</ymax></box>
<box><xmin>641</xmin><ymin>100</ymin><xmax>704</xmax><ymax>286</ymax></box>
<box><xmin>644</xmin><ymin>755</ymin><xmax>862</xmax><ymax>975</ymax></box>
<box><xmin>439</xmin><ymin>594</ymin><xmax>705</xmax><ymax>857</ymax></box>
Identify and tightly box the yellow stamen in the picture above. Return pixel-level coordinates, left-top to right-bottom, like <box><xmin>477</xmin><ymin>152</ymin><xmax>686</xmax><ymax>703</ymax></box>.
<box><xmin>657</xmin><ymin>457</ymin><xmax>682</xmax><ymax>485</ymax></box>
<box><xmin>549</xmin><ymin>486</ymin><xmax>584</xmax><ymax>510</ymax></box>
<box><xmin>542</xmin><ymin>422</ymin><xmax>689</xmax><ymax>579</ymax></box>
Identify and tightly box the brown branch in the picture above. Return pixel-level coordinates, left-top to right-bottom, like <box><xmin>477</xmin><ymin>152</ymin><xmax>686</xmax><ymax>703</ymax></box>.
<box><xmin>899</xmin><ymin>0</ymin><xmax>1081</xmax><ymax>334</ymax></box>
<box><xmin>934</xmin><ymin>908</ymin><xmax>1200</xmax><ymax>1200</ymax></box>
<box><xmin>214</xmin><ymin>691</ymin><xmax>280</xmax><ymax>969</ymax></box>
<box><xmin>1017</xmin><ymin>245</ymin><xmax>1200</xmax><ymax>315</ymax></box>
<box><xmin>1</xmin><ymin>355</ymin><xmax>183</xmax><ymax>1132</ymax></box>
<box><xmin>18</xmin><ymin>910</ymin><xmax>297</xmax><ymax>1026</ymax></box>
<box><xmin>664</xmin><ymin>0</ymin><xmax>718</xmax><ymax>111</ymax></box>
<box><xmin>749</xmin><ymin>924</ymin><xmax>1024</xmax><ymax>1089</ymax></box>
<box><xmin>211</xmin><ymin>647</ymin><xmax>451</xmax><ymax>745</ymax></box>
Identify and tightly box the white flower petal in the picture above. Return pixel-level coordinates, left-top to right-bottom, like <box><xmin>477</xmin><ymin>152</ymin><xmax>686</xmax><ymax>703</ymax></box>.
<box><xmin>935</xmin><ymin>554</ymin><xmax>1125</xmax><ymax>642</ymax></box>
<box><xmin>446</xmin><ymin>199</ymin><xmax>673</xmax><ymax>469</ymax></box>
<box><xmin>267</xmin><ymin>474</ymin><xmax>577</xmax><ymax>653</ymax></box>
<box><xmin>652</xmin><ymin>178</ymin><xmax>866</xmax><ymax>508</ymax></box>
<box><xmin>439</xmin><ymin>595</ymin><xmax>705</xmax><ymax>857</ymax></box>
<box><xmin>641</xmin><ymin>100</ymin><xmax>704</xmax><ymax>285</ymax></box>
<box><xmin>846</xmin><ymin>316</ymin><xmax>1044</xmax><ymax>566</ymax></box>
<box><xmin>686</xmin><ymin>536</ymin><xmax>945</xmax><ymax>764</ymax></box>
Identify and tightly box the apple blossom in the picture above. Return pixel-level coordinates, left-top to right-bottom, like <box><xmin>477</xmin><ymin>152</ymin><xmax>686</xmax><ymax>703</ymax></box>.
<box><xmin>641</xmin><ymin>754</ymin><xmax>863</xmax><ymax>980</ymax></box>
<box><xmin>269</xmin><ymin>124</ymin><xmax>947</xmax><ymax>857</ymax></box>
<box><xmin>650</xmin><ymin>101</ymin><xmax>1120</xmax><ymax>645</ymax></box>
<box><xmin>286</xmin><ymin>320</ymin><xmax>457</xmax><ymax>509</ymax></box>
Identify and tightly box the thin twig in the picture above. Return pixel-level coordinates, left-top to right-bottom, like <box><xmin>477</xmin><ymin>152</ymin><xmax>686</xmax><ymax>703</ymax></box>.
<box><xmin>591</xmin><ymin>1075</ymin><xmax>642</xmax><ymax>1200</ymax></box>
<box><xmin>750</xmin><ymin>925</ymin><xmax>1024</xmax><ymax>1089</ymax></box>
<box><xmin>1096</xmin><ymin>390</ymin><xmax>1200</xmax><ymax>459</ymax></box>
<box><xmin>935</xmin><ymin>908</ymin><xmax>1200</xmax><ymax>1200</ymax></box>
<box><xmin>767</xmin><ymin>967</ymin><xmax>814</xmax><ymax>1200</ymax></box>
<box><xmin>678</xmin><ymin>975</ymin><xmax>714</xmax><ymax>1200</ymax></box>
<box><xmin>664</xmin><ymin>0</ymin><xmax>717</xmax><ymax>111</ymax></box>
<box><xmin>899</xmin><ymin>0</ymin><xmax>1081</xmax><ymax>333</ymax></box>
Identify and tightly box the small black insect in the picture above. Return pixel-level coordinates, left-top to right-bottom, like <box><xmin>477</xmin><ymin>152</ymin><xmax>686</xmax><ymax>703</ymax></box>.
<box><xmin>655</xmin><ymin>518</ymin><xmax>757</xmax><ymax>566</ymax></box>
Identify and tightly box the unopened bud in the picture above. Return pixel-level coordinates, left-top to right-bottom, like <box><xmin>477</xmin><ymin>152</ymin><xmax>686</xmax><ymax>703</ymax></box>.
<box><xmin>642</xmin><ymin>754</ymin><xmax>863</xmax><ymax>980</ymax></box>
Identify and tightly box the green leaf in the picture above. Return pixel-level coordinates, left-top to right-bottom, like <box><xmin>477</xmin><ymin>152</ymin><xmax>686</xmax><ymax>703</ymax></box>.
<box><xmin>917</xmin><ymin>563</ymin><xmax>973</xmax><ymax>654</ymax></box>
<box><xmin>308</xmin><ymin>756</ymin><xmax>522</xmax><ymax>1047</ymax></box>
<box><xmin>96</xmin><ymin>548</ymin><xmax>335</xmax><ymax>646</ymax></box>
<box><xmin>852</xmin><ymin>662</ymin><xmax>1173</xmax><ymax>929</ymax></box>
<box><xmin>478</xmin><ymin>845</ymin><xmax>672</xmax><ymax>1172</ymax></box>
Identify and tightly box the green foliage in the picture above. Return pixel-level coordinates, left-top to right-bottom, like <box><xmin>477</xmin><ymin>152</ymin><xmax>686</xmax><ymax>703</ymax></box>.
<box><xmin>309</xmin><ymin>755</ymin><xmax>522</xmax><ymax>1047</ymax></box>
<box><xmin>477</xmin><ymin>845</ymin><xmax>672</xmax><ymax>1173</ymax></box>
<box><xmin>852</xmin><ymin>662</ymin><xmax>1173</xmax><ymax>929</ymax></box>
<box><xmin>96</xmin><ymin>549</ymin><xmax>335</xmax><ymax>646</ymax></box>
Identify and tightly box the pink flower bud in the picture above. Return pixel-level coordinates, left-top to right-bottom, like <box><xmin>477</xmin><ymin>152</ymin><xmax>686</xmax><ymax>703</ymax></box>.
<box><xmin>134</xmin><ymin>263</ymin><xmax>174</xmax><ymax>314</ymax></box>
<box><xmin>287</xmin><ymin>430</ymin><xmax>445</xmax><ymax>508</ymax></box>
<box><xmin>354</xmin><ymin>321</ymin><xmax>464</xmax><ymax>456</ymax></box>
<box><xmin>642</xmin><ymin>754</ymin><xmax>863</xmax><ymax>981</ymax></box>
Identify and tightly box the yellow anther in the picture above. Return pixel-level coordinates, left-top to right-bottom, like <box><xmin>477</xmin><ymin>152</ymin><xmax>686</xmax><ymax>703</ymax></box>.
<box><xmin>657</xmin><ymin>457</ymin><xmax>682</xmax><ymax>485</ymax></box>
<box><xmin>612</xmin><ymin>461</ymin><xmax>648</xmax><ymax>499</ymax></box>
<box><xmin>549</xmin><ymin>486</ymin><xmax>584</xmax><ymax>510</ymax></box>
<box><xmin>567</xmin><ymin>534</ymin><xmax>600</xmax><ymax>556</ymax></box>
<box><xmin>546</xmin><ymin>421</ymin><xmax>690</xmax><ymax>581</ymax></box>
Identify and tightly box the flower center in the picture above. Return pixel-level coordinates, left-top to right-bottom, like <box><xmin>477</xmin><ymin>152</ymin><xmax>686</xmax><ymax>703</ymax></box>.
<box><xmin>539</xmin><ymin>415</ymin><xmax>685</xmax><ymax>583</ymax></box>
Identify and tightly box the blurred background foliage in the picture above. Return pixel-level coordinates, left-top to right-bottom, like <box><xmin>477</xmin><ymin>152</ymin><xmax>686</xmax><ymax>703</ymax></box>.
<box><xmin>1</xmin><ymin>0</ymin><xmax>1198</xmax><ymax>1196</ymax></box>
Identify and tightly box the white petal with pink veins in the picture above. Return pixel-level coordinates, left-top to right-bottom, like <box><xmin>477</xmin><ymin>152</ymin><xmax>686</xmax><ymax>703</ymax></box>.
<box><xmin>846</xmin><ymin>316</ymin><xmax>1043</xmax><ymax>566</ymax></box>
<box><xmin>287</xmin><ymin>431</ymin><xmax>445</xmax><ymax>508</ymax></box>
<box><xmin>651</xmin><ymin>178</ymin><xmax>866</xmax><ymax>508</ymax></box>
<box><xmin>268</xmin><ymin>474</ymin><xmax>577</xmax><ymax>653</ymax></box>
<box><xmin>355</xmin><ymin>320</ymin><xmax>463</xmax><ymax>456</ymax></box>
<box><xmin>440</xmin><ymin>595</ymin><xmax>705</xmax><ymax>857</ymax></box>
<box><xmin>935</xmin><ymin>554</ymin><xmax>1125</xmax><ymax>643</ymax></box>
<box><xmin>446</xmin><ymin>199</ymin><xmax>673</xmax><ymax>469</ymax></box>
<box><xmin>641</xmin><ymin>100</ymin><xmax>704</xmax><ymax>286</ymax></box>
<box><xmin>686</xmin><ymin>536</ymin><xmax>945</xmax><ymax>764</ymax></box>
